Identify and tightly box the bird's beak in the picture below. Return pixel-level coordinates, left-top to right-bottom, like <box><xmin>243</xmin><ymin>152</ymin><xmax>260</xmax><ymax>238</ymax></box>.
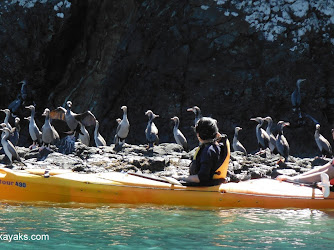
<box><xmin>187</xmin><ymin>108</ymin><xmax>193</xmax><ymax>112</ymax></box>
<box><xmin>284</xmin><ymin>122</ymin><xmax>290</xmax><ymax>127</ymax></box>
<box><xmin>155</xmin><ymin>114</ymin><xmax>159</xmax><ymax>118</ymax></box>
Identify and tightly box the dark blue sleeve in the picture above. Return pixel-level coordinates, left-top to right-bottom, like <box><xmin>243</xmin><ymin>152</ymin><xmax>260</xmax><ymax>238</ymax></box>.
<box><xmin>197</xmin><ymin>146</ymin><xmax>214</xmax><ymax>182</ymax></box>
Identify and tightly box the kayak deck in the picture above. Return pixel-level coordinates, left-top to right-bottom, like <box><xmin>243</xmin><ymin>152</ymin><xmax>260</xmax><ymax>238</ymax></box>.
<box><xmin>219</xmin><ymin>178</ymin><xmax>324</xmax><ymax>198</ymax></box>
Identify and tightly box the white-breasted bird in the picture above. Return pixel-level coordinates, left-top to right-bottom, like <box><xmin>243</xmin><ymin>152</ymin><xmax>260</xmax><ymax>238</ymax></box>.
<box><xmin>50</xmin><ymin>100</ymin><xmax>96</xmax><ymax>133</ymax></box>
<box><xmin>171</xmin><ymin>116</ymin><xmax>188</xmax><ymax>152</ymax></box>
<box><xmin>0</xmin><ymin>108</ymin><xmax>13</xmax><ymax>130</ymax></box>
<box><xmin>25</xmin><ymin>105</ymin><xmax>42</xmax><ymax>148</ymax></box>
<box><xmin>264</xmin><ymin>116</ymin><xmax>277</xmax><ymax>154</ymax></box>
<box><xmin>145</xmin><ymin>110</ymin><xmax>159</xmax><ymax>149</ymax></box>
<box><xmin>232</xmin><ymin>126</ymin><xmax>247</xmax><ymax>155</ymax></box>
<box><xmin>94</xmin><ymin>120</ymin><xmax>106</xmax><ymax>147</ymax></box>
<box><xmin>315</xmin><ymin>124</ymin><xmax>332</xmax><ymax>158</ymax></box>
<box><xmin>250</xmin><ymin>117</ymin><xmax>270</xmax><ymax>152</ymax></box>
<box><xmin>187</xmin><ymin>106</ymin><xmax>203</xmax><ymax>127</ymax></box>
<box><xmin>41</xmin><ymin>108</ymin><xmax>60</xmax><ymax>148</ymax></box>
<box><xmin>276</xmin><ymin>121</ymin><xmax>290</xmax><ymax>162</ymax></box>
<box><xmin>114</xmin><ymin>106</ymin><xmax>130</xmax><ymax>147</ymax></box>
<box><xmin>0</xmin><ymin>126</ymin><xmax>21</xmax><ymax>166</ymax></box>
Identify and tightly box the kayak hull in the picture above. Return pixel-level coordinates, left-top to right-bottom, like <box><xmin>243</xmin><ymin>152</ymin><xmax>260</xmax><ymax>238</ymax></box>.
<box><xmin>0</xmin><ymin>169</ymin><xmax>224</xmax><ymax>207</ymax></box>
<box><xmin>1</xmin><ymin>168</ymin><xmax>334</xmax><ymax>209</ymax></box>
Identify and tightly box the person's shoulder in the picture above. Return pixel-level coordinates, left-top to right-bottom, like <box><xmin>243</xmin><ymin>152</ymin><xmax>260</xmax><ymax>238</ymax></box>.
<box><xmin>203</xmin><ymin>143</ymin><xmax>219</xmax><ymax>155</ymax></box>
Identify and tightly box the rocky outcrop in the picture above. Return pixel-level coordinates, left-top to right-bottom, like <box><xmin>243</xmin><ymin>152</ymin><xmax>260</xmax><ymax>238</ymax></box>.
<box><xmin>2</xmin><ymin>142</ymin><xmax>330</xmax><ymax>182</ymax></box>
<box><xmin>0</xmin><ymin>0</ymin><xmax>334</xmax><ymax>158</ymax></box>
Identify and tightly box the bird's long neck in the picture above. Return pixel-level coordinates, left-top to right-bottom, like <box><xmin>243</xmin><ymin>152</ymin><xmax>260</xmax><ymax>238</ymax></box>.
<box><xmin>148</xmin><ymin>115</ymin><xmax>154</xmax><ymax>124</ymax></box>
<box><xmin>123</xmin><ymin>110</ymin><xmax>127</xmax><ymax>120</ymax></box>
<box><xmin>266</xmin><ymin>121</ymin><xmax>272</xmax><ymax>134</ymax></box>
<box><xmin>4</xmin><ymin>114</ymin><xmax>9</xmax><ymax>124</ymax></box>
<box><xmin>278</xmin><ymin>128</ymin><xmax>284</xmax><ymax>136</ymax></box>
<box><xmin>267</xmin><ymin>120</ymin><xmax>272</xmax><ymax>129</ymax></box>
<box><xmin>66</xmin><ymin>105</ymin><xmax>71</xmax><ymax>115</ymax></box>
<box><xmin>2</xmin><ymin>131</ymin><xmax>9</xmax><ymax>141</ymax></box>
<box><xmin>21</xmin><ymin>82</ymin><xmax>26</xmax><ymax>92</ymax></box>
<box><xmin>15</xmin><ymin>122</ymin><xmax>20</xmax><ymax>132</ymax></box>
<box><xmin>45</xmin><ymin>113</ymin><xmax>51</xmax><ymax>125</ymax></box>
<box><xmin>233</xmin><ymin>131</ymin><xmax>239</xmax><ymax>140</ymax></box>
<box><xmin>30</xmin><ymin>108</ymin><xmax>35</xmax><ymax>119</ymax></box>
<box><xmin>174</xmin><ymin>119</ymin><xmax>179</xmax><ymax>130</ymax></box>
<box><xmin>315</xmin><ymin>129</ymin><xmax>320</xmax><ymax>137</ymax></box>
<box><xmin>196</xmin><ymin>110</ymin><xmax>202</xmax><ymax>120</ymax></box>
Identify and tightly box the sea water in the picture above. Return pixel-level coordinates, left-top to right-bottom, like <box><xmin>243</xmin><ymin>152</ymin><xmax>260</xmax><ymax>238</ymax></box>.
<box><xmin>0</xmin><ymin>204</ymin><xmax>333</xmax><ymax>249</ymax></box>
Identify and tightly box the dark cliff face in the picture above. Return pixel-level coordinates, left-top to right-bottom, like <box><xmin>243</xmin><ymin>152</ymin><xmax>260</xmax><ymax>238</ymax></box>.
<box><xmin>0</xmin><ymin>0</ymin><xmax>334</xmax><ymax>157</ymax></box>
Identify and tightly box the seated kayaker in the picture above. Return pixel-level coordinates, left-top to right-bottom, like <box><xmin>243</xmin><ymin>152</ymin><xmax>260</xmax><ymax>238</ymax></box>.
<box><xmin>178</xmin><ymin>117</ymin><xmax>230</xmax><ymax>186</ymax></box>
<box><xmin>276</xmin><ymin>159</ymin><xmax>334</xmax><ymax>184</ymax></box>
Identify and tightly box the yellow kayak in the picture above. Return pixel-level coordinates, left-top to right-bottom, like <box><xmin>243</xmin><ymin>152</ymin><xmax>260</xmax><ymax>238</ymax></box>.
<box><xmin>0</xmin><ymin>168</ymin><xmax>334</xmax><ymax>209</ymax></box>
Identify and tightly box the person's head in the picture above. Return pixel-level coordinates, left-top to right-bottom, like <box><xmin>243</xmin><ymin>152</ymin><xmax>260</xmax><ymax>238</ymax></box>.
<box><xmin>195</xmin><ymin>117</ymin><xmax>219</xmax><ymax>141</ymax></box>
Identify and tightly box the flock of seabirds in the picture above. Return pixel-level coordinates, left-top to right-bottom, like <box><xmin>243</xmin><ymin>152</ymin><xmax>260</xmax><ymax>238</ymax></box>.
<box><xmin>0</xmin><ymin>78</ymin><xmax>333</xmax><ymax>168</ymax></box>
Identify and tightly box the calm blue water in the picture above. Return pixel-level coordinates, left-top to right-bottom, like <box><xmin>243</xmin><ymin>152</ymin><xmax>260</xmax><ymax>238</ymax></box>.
<box><xmin>0</xmin><ymin>203</ymin><xmax>333</xmax><ymax>249</ymax></box>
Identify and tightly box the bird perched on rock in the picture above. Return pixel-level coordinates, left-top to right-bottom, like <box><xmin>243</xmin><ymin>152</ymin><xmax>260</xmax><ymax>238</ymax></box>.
<box><xmin>264</xmin><ymin>116</ymin><xmax>277</xmax><ymax>154</ymax></box>
<box><xmin>171</xmin><ymin>116</ymin><xmax>188</xmax><ymax>152</ymax></box>
<box><xmin>291</xmin><ymin>79</ymin><xmax>305</xmax><ymax>112</ymax></box>
<box><xmin>10</xmin><ymin>117</ymin><xmax>20</xmax><ymax>146</ymax></box>
<box><xmin>276</xmin><ymin>121</ymin><xmax>290</xmax><ymax>162</ymax></box>
<box><xmin>25</xmin><ymin>105</ymin><xmax>42</xmax><ymax>149</ymax></box>
<box><xmin>114</xmin><ymin>118</ymin><xmax>121</xmax><ymax>144</ymax></box>
<box><xmin>41</xmin><ymin>108</ymin><xmax>60</xmax><ymax>148</ymax></box>
<box><xmin>291</xmin><ymin>79</ymin><xmax>306</xmax><ymax>123</ymax></box>
<box><xmin>114</xmin><ymin>106</ymin><xmax>130</xmax><ymax>147</ymax></box>
<box><xmin>0</xmin><ymin>108</ymin><xmax>13</xmax><ymax>130</ymax></box>
<box><xmin>0</xmin><ymin>126</ymin><xmax>22</xmax><ymax>166</ymax></box>
<box><xmin>145</xmin><ymin>110</ymin><xmax>159</xmax><ymax>149</ymax></box>
<box><xmin>187</xmin><ymin>106</ymin><xmax>203</xmax><ymax>127</ymax></box>
<box><xmin>315</xmin><ymin>124</ymin><xmax>332</xmax><ymax>158</ymax></box>
<box><xmin>232</xmin><ymin>126</ymin><xmax>247</xmax><ymax>155</ymax></box>
<box><xmin>250</xmin><ymin>117</ymin><xmax>270</xmax><ymax>152</ymax></box>
<box><xmin>94</xmin><ymin>120</ymin><xmax>106</xmax><ymax>147</ymax></box>
<box><xmin>50</xmin><ymin>100</ymin><xmax>96</xmax><ymax>133</ymax></box>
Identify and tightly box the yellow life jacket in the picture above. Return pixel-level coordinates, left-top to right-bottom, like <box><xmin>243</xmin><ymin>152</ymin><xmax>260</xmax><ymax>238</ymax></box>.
<box><xmin>213</xmin><ymin>139</ymin><xmax>230</xmax><ymax>179</ymax></box>
<box><xmin>192</xmin><ymin>138</ymin><xmax>231</xmax><ymax>180</ymax></box>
